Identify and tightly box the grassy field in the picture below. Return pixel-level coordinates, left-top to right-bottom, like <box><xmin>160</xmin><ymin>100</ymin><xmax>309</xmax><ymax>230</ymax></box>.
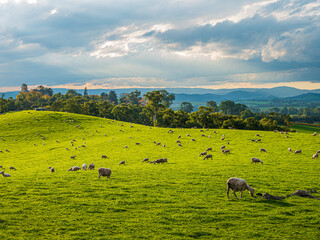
<box><xmin>291</xmin><ymin>123</ymin><xmax>320</xmax><ymax>134</ymax></box>
<box><xmin>0</xmin><ymin>111</ymin><xmax>320</xmax><ymax>239</ymax></box>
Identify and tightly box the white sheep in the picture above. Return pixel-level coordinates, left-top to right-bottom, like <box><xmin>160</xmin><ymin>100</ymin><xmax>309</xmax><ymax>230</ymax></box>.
<box><xmin>119</xmin><ymin>161</ymin><xmax>125</xmax><ymax>165</ymax></box>
<box><xmin>260</xmin><ymin>148</ymin><xmax>267</xmax><ymax>153</ymax></box>
<box><xmin>206</xmin><ymin>147</ymin><xmax>212</xmax><ymax>151</ymax></box>
<box><xmin>68</xmin><ymin>166</ymin><xmax>81</xmax><ymax>172</ymax></box>
<box><xmin>82</xmin><ymin>164</ymin><xmax>87</xmax><ymax>171</ymax></box>
<box><xmin>98</xmin><ymin>168</ymin><xmax>112</xmax><ymax>178</ymax></box>
<box><xmin>294</xmin><ymin>150</ymin><xmax>302</xmax><ymax>154</ymax></box>
<box><xmin>288</xmin><ymin>148</ymin><xmax>292</xmax><ymax>152</ymax></box>
<box><xmin>251</xmin><ymin>157</ymin><xmax>263</xmax><ymax>164</ymax></box>
<box><xmin>101</xmin><ymin>155</ymin><xmax>109</xmax><ymax>159</ymax></box>
<box><xmin>227</xmin><ymin>177</ymin><xmax>255</xmax><ymax>199</ymax></box>
<box><xmin>0</xmin><ymin>171</ymin><xmax>11</xmax><ymax>177</ymax></box>
<box><xmin>10</xmin><ymin>166</ymin><xmax>16</xmax><ymax>170</ymax></box>
<box><xmin>312</xmin><ymin>153</ymin><xmax>318</xmax><ymax>159</ymax></box>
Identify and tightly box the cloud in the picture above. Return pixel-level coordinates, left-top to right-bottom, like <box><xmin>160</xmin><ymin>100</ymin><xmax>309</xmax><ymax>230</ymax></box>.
<box><xmin>0</xmin><ymin>0</ymin><xmax>319</xmax><ymax>91</ymax></box>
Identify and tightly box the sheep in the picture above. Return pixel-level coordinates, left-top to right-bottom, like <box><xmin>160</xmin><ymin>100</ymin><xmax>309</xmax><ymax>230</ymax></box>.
<box><xmin>316</xmin><ymin>150</ymin><xmax>320</xmax><ymax>154</ymax></box>
<box><xmin>191</xmin><ymin>138</ymin><xmax>196</xmax><ymax>141</ymax></box>
<box><xmin>251</xmin><ymin>157</ymin><xmax>263</xmax><ymax>164</ymax></box>
<box><xmin>154</xmin><ymin>158</ymin><xmax>168</xmax><ymax>164</ymax></box>
<box><xmin>125</xmin><ymin>145</ymin><xmax>128</xmax><ymax>148</ymax></box>
<box><xmin>98</xmin><ymin>168</ymin><xmax>112</xmax><ymax>178</ymax></box>
<box><xmin>203</xmin><ymin>154</ymin><xmax>213</xmax><ymax>160</ymax></box>
<box><xmin>312</xmin><ymin>132</ymin><xmax>317</xmax><ymax>136</ymax></box>
<box><xmin>142</xmin><ymin>158</ymin><xmax>149</xmax><ymax>162</ymax></box>
<box><xmin>206</xmin><ymin>147</ymin><xmax>212</xmax><ymax>151</ymax></box>
<box><xmin>178</xmin><ymin>143</ymin><xmax>183</xmax><ymax>147</ymax></box>
<box><xmin>0</xmin><ymin>171</ymin><xmax>11</xmax><ymax>177</ymax></box>
<box><xmin>50</xmin><ymin>168</ymin><xmax>55</xmax><ymax>173</ymax></box>
<box><xmin>70</xmin><ymin>155</ymin><xmax>76</xmax><ymax>159</ymax></box>
<box><xmin>251</xmin><ymin>139</ymin><xmax>256</xmax><ymax>142</ymax></box>
<box><xmin>288</xmin><ymin>148</ymin><xmax>292</xmax><ymax>152</ymax></box>
<box><xmin>88</xmin><ymin>163</ymin><xmax>95</xmax><ymax>170</ymax></box>
<box><xmin>312</xmin><ymin>153</ymin><xmax>318</xmax><ymax>159</ymax></box>
<box><xmin>10</xmin><ymin>166</ymin><xmax>16</xmax><ymax>170</ymax></box>
<box><xmin>68</xmin><ymin>166</ymin><xmax>81</xmax><ymax>172</ymax></box>
<box><xmin>162</xmin><ymin>144</ymin><xmax>166</xmax><ymax>147</ymax></box>
<box><xmin>260</xmin><ymin>148</ymin><xmax>267</xmax><ymax>153</ymax></box>
<box><xmin>101</xmin><ymin>155</ymin><xmax>109</xmax><ymax>159</ymax></box>
<box><xmin>222</xmin><ymin>149</ymin><xmax>230</xmax><ymax>154</ymax></box>
<box><xmin>256</xmin><ymin>139</ymin><xmax>261</xmax><ymax>142</ymax></box>
<box><xmin>82</xmin><ymin>164</ymin><xmax>87</xmax><ymax>171</ymax></box>
<box><xmin>119</xmin><ymin>161</ymin><xmax>125</xmax><ymax>165</ymax></box>
<box><xmin>220</xmin><ymin>145</ymin><xmax>225</xmax><ymax>150</ymax></box>
<box><xmin>221</xmin><ymin>137</ymin><xmax>225</xmax><ymax>140</ymax></box>
<box><xmin>0</xmin><ymin>165</ymin><xmax>2</xmax><ymax>168</ymax></box>
<box><xmin>256</xmin><ymin>134</ymin><xmax>260</xmax><ymax>137</ymax></box>
<box><xmin>178</xmin><ymin>136</ymin><xmax>181</xmax><ymax>139</ymax></box>
<box><xmin>294</xmin><ymin>150</ymin><xmax>302</xmax><ymax>154</ymax></box>
<box><xmin>226</xmin><ymin>177</ymin><xmax>255</xmax><ymax>199</ymax></box>
<box><xmin>176</xmin><ymin>140</ymin><xmax>181</xmax><ymax>143</ymax></box>
<box><xmin>136</xmin><ymin>143</ymin><xmax>141</xmax><ymax>145</ymax></box>
<box><xmin>199</xmin><ymin>151</ymin><xmax>207</xmax><ymax>157</ymax></box>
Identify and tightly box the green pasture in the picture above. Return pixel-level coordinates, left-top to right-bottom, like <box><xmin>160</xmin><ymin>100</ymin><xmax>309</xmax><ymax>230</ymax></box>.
<box><xmin>0</xmin><ymin>111</ymin><xmax>320</xmax><ymax>239</ymax></box>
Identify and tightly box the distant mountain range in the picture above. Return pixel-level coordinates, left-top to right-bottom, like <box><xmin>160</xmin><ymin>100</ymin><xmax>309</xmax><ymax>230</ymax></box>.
<box><xmin>2</xmin><ymin>86</ymin><xmax>320</xmax><ymax>103</ymax></box>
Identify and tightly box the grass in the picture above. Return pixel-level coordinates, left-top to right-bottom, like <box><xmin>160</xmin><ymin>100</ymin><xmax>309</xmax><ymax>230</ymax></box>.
<box><xmin>291</xmin><ymin>123</ymin><xmax>320</xmax><ymax>134</ymax></box>
<box><xmin>0</xmin><ymin>111</ymin><xmax>320</xmax><ymax>239</ymax></box>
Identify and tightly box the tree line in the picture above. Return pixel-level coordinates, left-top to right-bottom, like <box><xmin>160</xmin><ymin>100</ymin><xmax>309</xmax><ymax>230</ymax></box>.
<box><xmin>0</xmin><ymin>84</ymin><xmax>292</xmax><ymax>131</ymax></box>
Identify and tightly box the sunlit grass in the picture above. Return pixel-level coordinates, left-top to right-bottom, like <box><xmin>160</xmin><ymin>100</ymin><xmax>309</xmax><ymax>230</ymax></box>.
<box><xmin>0</xmin><ymin>111</ymin><xmax>319</xmax><ymax>239</ymax></box>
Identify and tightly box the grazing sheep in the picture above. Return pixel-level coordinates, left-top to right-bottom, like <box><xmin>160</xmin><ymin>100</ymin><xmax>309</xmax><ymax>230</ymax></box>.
<box><xmin>251</xmin><ymin>157</ymin><xmax>263</xmax><ymax>164</ymax></box>
<box><xmin>88</xmin><ymin>163</ymin><xmax>95</xmax><ymax>170</ymax></box>
<box><xmin>5</xmin><ymin>149</ymin><xmax>9</xmax><ymax>152</ymax></box>
<box><xmin>288</xmin><ymin>148</ymin><xmax>292</xmax><ymax>152</ymax></box>
<box><xmin>50</xmin><ymin>168</ymin><xmax>55</xmax><ymax>173</ymax></box>
<box><xmin>10</xmin><ymin>166</ymin><xmax>16</xmax><ymax>170</ymax></box>
<box><xmin>0</xmin><ymin>171</ymin><xmax>11</xmax><ymax>177</ymax></box>
<box><xmin>312</xmin><ymin>153</ymin><xmax>318</xmax><ymax>159</ymax></box>
<box><xmin>125</xmin><ymin>145</ymin><xmax>128</xmax><ymax>148</ymax></box>
<box><xmin>206</xmin><ymin>147</ymin><xmax>212</xmax><ymax>151</ymax></box>
<box><xmin>178</xmin><ymin>143</ymin><xmax>183</xmax><ymax>147</ymax></box>
<box><xmin>312</xmin><ymin>132</ymin><xmax>317</xmax><ymax>136</ymax></box>
<box><xmin>256</xmin><ymin>139</ymin><xmax>261</xmax><ymax>142</ymax></box>
<box><xmin>119</xmin><ymin>161</ymin><xmax>125</xmax><ymax>165</ymax></box>
<box><xmin>82</xmin><ymin>164</ymin><xmax>87</xmax><ymax>171</ymax></box>
<box><xmin>260</xmin><ymin>148</ymin><xmax>267</xmax><ymax>153</ymax></box>
<box><xmin>162</xmin><ymin>145</ymin><xmax>166</xmax><ymax>147</ymax></box>
<box><xmin>316</xmin><ymin>150</ymin><xmax>320</xmax><ymax>154</ymax></box>
<box><xmin>98</xmin><ymin>168</ymin><xmax>112</xmax><ymax>178</ymax></box>
<box><xmin>220</xmin><ymin>145</ymin><xmax>225</xmax><ymax>150</ymax></box>
<box><xmin>294</xmin><ymin>150</ymin><xmax>302</xmax><ymax>154</ymax></box>
<box><xmin>178</xmin><ymin>136</ymin><xmax>181</xmax><ymax>139</ymax></box>
<box><xmin>136</xmin><ymin>143</ymin><xmax>141</xmax><ymax>145</ymax></box>
<box><xmin>187</xmin><ymin>134</ymin><xmax>191</xmax><ymax>137</ymax></box>
<box><xmin>68</xmin><ymin>166</ymin><xmax>81</xmax><ymax>172</ymax></box>
<box><xmin>101</xmin><ymin>155</ymin><xmax>109</xmax><ymax>159</ymax></box>
<box><xmin>156</xmin><ymin>143</ymin><xmax>161</xmax><ymax>146</ymax></box>
<box><xmin>201</xmin><ymin>134</ymin><xmax>206</xmax><ymax>137</ymax></box>
<box><xmin>251</xmin><ymin>139</ymin><xmax>256</xmax><ymax>142</ymax></box>
<box><xmin>221</xmin><ymin>138</ymin><xmax>225</xmax><ymax>140</ymax></box>
<box><xmin>70</xmin><ymin>155</ymin><xmax>76</xmax><ymax>159</ymax></box>
<box><xmin>203</xmin><ymin>154</ymin><xmax>213</xmax><ymax>160</ymax></box>
<box><xmin>222</xmin><ymin>149</ymin><xmax>230</xmax><ymax>154</ymax></box>
<box><xmin>142</xmin><ymin>158</ymin><xmax>149</xmax><ymax>162</ymax></box>
<box><xmin>256</xmin><ymin>134</ymin><xmax>260</xmax><ymax>137</ymax></box>
<box><xmin>227</xmin><ymin>177</ymin><xmax>255</xmax><ymax>199</ymax></box>
<box><xmin>0</xmin><ymin>166</ymin><xmax>2</xmax><ymax>168</ymax></box>
<box><xmin>191</xmin><ymin>138</ymin><xmax>196</xmax><ymax>141</ymax></box>
<box><xmin>176</xmin><ymin>140</ymin><xmax>181</xmax><ymax>143</ymax></box>
<box><xmin>154</xmin><ymin>158</ymin><xmax>168</xmax><ymax>164</ymax></box>
<box><xmin>199</xmin><ymin>151</ymin><xmax>207</xmax><ymax>157</ymax></box>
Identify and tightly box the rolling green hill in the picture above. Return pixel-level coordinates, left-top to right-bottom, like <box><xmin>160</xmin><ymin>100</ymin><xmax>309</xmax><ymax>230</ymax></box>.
<box><xmin>0</xmin><ymin>111</ymin><xmax>320</xmax><ymax>239</ymax></box>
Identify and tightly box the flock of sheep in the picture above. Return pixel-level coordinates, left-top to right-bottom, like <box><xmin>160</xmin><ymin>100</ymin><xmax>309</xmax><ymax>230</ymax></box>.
<box><xmin>0</xmin><ymin>112</ymin><xmax>319</xmax><ymax>201</ymax></box>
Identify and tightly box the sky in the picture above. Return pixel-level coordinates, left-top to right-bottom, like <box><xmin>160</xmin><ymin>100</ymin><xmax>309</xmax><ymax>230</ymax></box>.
<box><xmin>0</xmin><ymin>0</ymin><xmax>320</xmax><ymax>91</ymax></box>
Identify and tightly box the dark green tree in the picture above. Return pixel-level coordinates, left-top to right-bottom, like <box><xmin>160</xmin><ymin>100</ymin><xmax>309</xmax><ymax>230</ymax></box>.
<box><xmin>180</xmin><ymin>102</ymin><xmax>194</xmax><ymax>113</ymax></box>
<box><xmin>108</xmin><ymin>91</ymin><xmax>118</xmax><ymax>104</ymax></box>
